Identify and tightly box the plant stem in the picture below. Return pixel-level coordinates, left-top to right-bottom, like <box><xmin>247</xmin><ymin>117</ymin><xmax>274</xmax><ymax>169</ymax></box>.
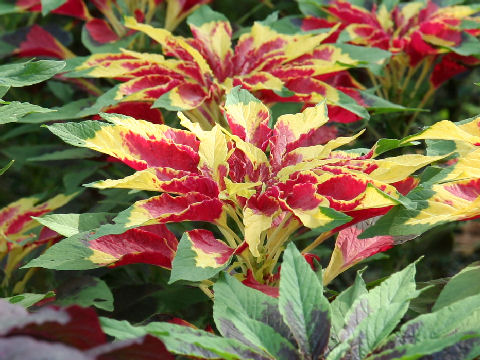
<box><xmin>302</xmin><ymin>230</ymin><xmax>333</xmax><ymax>254</ymax></box>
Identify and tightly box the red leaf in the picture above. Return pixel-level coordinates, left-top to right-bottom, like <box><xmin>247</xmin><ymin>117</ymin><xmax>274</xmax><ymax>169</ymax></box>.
<box><xmin>95</xmin><ymin>102</ymin><xmax>164</xmax><ymax>124</ymax></box>
<box><xmin>89</xmin><ymin>225</ymin><xmax>178</xmax><ymax>269</ymax></box>
<box><xmin>242</xmin><ymin>270</ymin><xmax>279</xmax><ymax>298</ymax></box>
<box><xmin>85</xmin><ymin>19</ymin><xmax>119</xmax><ymax>44</ymax></box>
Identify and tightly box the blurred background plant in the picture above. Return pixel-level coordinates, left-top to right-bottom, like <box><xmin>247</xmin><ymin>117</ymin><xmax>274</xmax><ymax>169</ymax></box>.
<box><xmin>0</xmin><ymin>0</ymin><xmax>480</xmax><ymax>329</ymax></box>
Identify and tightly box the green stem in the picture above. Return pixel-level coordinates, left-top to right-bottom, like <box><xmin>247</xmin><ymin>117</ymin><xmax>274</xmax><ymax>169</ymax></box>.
<box><xmin>302</xmin><ymin>230</ymin><xmax>333</xmax><ymax>254</ymax></box>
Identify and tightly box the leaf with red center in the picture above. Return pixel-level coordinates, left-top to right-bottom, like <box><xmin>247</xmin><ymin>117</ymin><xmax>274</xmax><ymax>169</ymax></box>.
<box><xmin>187</xmin><ymin>5</ymin><xmax>233</xmax><ymax>82</ymax></box>
<box><xmin>178</xmin><ymin>115</ymin><xmax>230</xmax><ymax>183</ymax></box>
<box><xmin>118</xmin><ymin>75</ymin><xmax>181</xmax><ymax>102</ymax></box>
<box><xmin>169</xmin><ymin>229</ymin><xmax>235</xmax><ymax>283</ymax></box>
<box><xmin>276</xmin><ymin>172</ymin><xmax>352</xmax><ymax>231</ymax></box>
<box><xmin>71</xmin><ymin>53</ymin><xmax>139</xmax><ymax>77</ymax></box>
<box><xmin>46</xmin><ymin>116</ymin><xmax>200</xmax><ymax>171</ymax></box>
<box><xmin>0</xmin><ymin>193</ymin><xmax>76</xmax><ymax>247</ymax></box>
<box><xmin>153</xmin><ymin>82</ymin><xmax>209</xmax><ymax>111</ymax></box>
<box><xmin>244</xmin><ymin>189</ymin><xmax>282</xmax><ymax>257</ymax></box>
<box><xmin>125</xmin><ymin>16</ymin><xmax>213</xmax><ymax>78</ymax></box>
<box><xmin>270</xmin><ymin>102</ymin><xmax>330</xmax><ymax>169</ymax></box>
<box><xmin>223</xmin><ymin>87</ymin><xmax>272</xmax><ymax>151</ymax></box>
<box><xmin>87</xmin><ymin>225</ymin><xmax>177</xmax><ymax>269</ymax></box>
<box><xmin>314</xmin><ymin>174</ymin><xmax>401</xmax><ymax>213</ymax></box>
<box><xmin>324</xmin><ymin>218</ymin><xmax>398</xmax><ymax>284</ymax></box>
<box><xmin>391</xmin><ymin>176</ymin><xmax>420</xmax><ymax>196</ymax></box>
<box><xmin>113</xmin><ymin>192</ymin><xmax>223</xmax><ymax>229</ymax></box>
<box><xmin>0</xmin><ymin>300</ymin><xmax>106</xmax><ymax>349</ymax></box>
<box><xmin>232</xmin><ymin>19</ymin><xmax>333</xmax><ymax>76</ymax></box>
<box><xmin>361</xmin><ymin>172</ymin><xmax>480</xmax><ymax>239</ymax></box>
<box><xmin>233</xmin><ymin>71</ymin><xmax>284</xmax><ymax>93</ymax></box>
<box><xmin>402</xmin><ymin>116</ymin><xmax>480</xmax><ymax>148</ymax></box>
<box><xmin>90</xmin><ymin>167</ymin><xmax>219</xmax><ymax>199</ymax></box>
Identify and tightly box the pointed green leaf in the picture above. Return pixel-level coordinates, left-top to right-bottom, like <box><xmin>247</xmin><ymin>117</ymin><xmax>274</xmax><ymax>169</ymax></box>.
<box><xmin>35</xmin><ymin>212</ymin><xmax>114</xmax><ymax>237</ymax></box>
<box><xmin>187</xmin><ymin>5</ymin><xmax>228</xmax><ymax>27</ymax></box>
<box><xmin>0</xmin><ymin>60</ymin><xmax>65</xmax><ymax>87</ymax></box>
<box><xmin>214</xmin><ymin>273</ymin><xmax>298</xmax><ymax>359</ymax></box>
<box><xmin>0</xmin><ymin>101</ymin><xmax>53</xmax><ymax>124</ymax></box>
<box><xmin>169</xmin><ymin>230</ymin><xmax>234</xmax><ymax>284</ymax></box>
<box><xmin>101</xmin><ymin>318</ymin><xmax>271</xmax><ymax>360</ymax></box>
<box><xmin>279</xmin><ymin>243</ymin><xmax>331</xmax><ymax>359</ymax></box>
<box><xmin>0</xmin><ymin>160</ymin><xmax>14</xmax><ymax>176</ymax></box>
<box><xmin>56</xmin><ymin>276</ymin><xmax>114</xmax><ymax>311</ymax></box>
<box><xmin>5</xmin><ymin>292</ymin><xmax>55</xmax><ymax>308</ymax></box>
<box><xmin>433</xmin><ymin>263</ymin><xmax>480</xmax><ymax>311</ymax></box>
<box><xmin>22</xmin><ymin>232</ymin><xmax>99</xmax><ymax>270</ymax></box>
<box><xmin>330</xmin><ymin>269</ymin><xmax>367</xmax><ymax>342</ymax></box>
<box><xmin>28</xmin><ymin>148</ymin><xmax>99</xmax><ymax>162</ymax></box>
<box><xmin>327</xmin><ymin>262</ymin><xmax>420</xmax><ymax>359</ymax></box>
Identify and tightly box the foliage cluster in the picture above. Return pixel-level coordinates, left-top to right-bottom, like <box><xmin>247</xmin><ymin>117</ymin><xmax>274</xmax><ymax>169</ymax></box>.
<box><xmin>1</xmin><ymin>0</ymin><xmax>480</xmax><ymax>358</ymax></box>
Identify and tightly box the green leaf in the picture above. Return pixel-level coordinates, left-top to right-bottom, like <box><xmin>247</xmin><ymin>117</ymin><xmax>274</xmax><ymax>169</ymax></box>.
<box><xmin>20</xmin><ymin>99</ymin><xmax>92</xmax><ymax>124</ymax></box>
<box><xmin>425</xmin><ymin>139</ymin><xmax>457</xmax><ymax>156</ymax></box>
<box><xmin>447</xmin><ymin>33</ymin><xmax>480</xmax><ymax>56</ymax></box>
<box><xmin>330</xmin><ymin>269</ymin><xmax>367</xmax><ymax>342</ymax></box>
<box><xmin>187</xmin><ymin>5</ymin><xmax>228</xmax><ymax>27</ymax></box>
<box><xmin>5</xmin><ymin>292</ymin><xmax>55</xmax><ymax>308</ymax></box>
<box><xmin>359</xmin><ymin>90</ymin><xmax>422</xmax><ymax>114</ymax></box>
<box><xmin>372</xmin><ymin>293</ymin><xmax>480</xmax><ymax>359</ymax></box>
<box><xmin>63</xmin><ymin>163</ymin><xmax>101</xmax><ymax>191</ymax></box>
<box><xmin>35</xmin><ymin>212</ymin><xmax>115</xmax><ymax>237</ymax></box>
<box><xmin>369</xmin><ymin>333</ymin><xmax>480</xmax><ymax>360</ymax></box>
<box><xmin>169</xmin><ymin>232</ymin><xmax>232</xmax><ymax>284</ymax></box>
<box><xmin>56</xmin><ymin>276</ymin><xmax>114</xmax><ymax>311</ymax></box>
<box><xmin>41</xmin><ymin>0</ymin><xmax>68</xmax><ymax>15</ymax></box>
<box><xmin>46</xmin><ymin>120</ymin><xmax>107</xmax><ymax>148</ymax></box>
<box><xmin>0</xmin><ymin>160</ymin><xmax>14</xmax><ymax>176</ymax></box>
<box><xmin>0</xmin><ymin>101</ymin><xmax>54</xmax><ymax>124</ymax></box>
<box><xmin>371</xmin><ymin>138</ymin><xmax>418</xmax><ymax>157</ymax></box>
<box><xmin>226</xmin><ymin>86</ymin><xmax>262</xmax><ymax>106</ymax></box>
<box><xmin>47</xmin><ymin>80</ymin><xmax>75</xmax><ymax>103</ymax></box>
<box><xmin>0</xmin><ymin>60</ymin><xmax>65</xmax><ymax>87</ymax></box>
<box><xmin>0</xmin><ymin>3</ymin><xmax>18</xmax><ymax>15</ymax></box>
<box><xmin>28</xmin><ymin>148</ymin><xmax>99</xmax><ymax>162</ymax></box>
<box><xmin>22</xmin><ymin>232</ymin><xmax>99</xmax><ymax>270</ymax></box>
<box><xmin>331</xmin><ymin>90</ymin><xmax>370</xmax><ymax>120</ymax></box>
<box><xmin>100</xmin><ymin>318</ymin><xmax>148</xmax><ymax>340</ymax></box>
<box><xmin>279</xmin><ymin>243</ymin><xmax>331</xmax><ymax>359</ymax></box>
<box><xmin>101</xmin><ymin>318</ymin><xmax>270</xmax><ymax>359</ymax></box>
<box><xmin>327</xmin><ymin>262</ymin><xmax>420</xmax><ymax>359</ymax></box>
<box><xmin>213</xmin><ymin>273</ymin><xmax>297</xmax><ymax>359</ymax></box>
<box><xmin>336</xmin><ymin>44</ymin><xmax>391</xmax><ymax>75</ymax></box>
<box><xmin>76</xmin><ymin>86</ymin><xmax>120</xmax><ymax>117</ymax></box>
<box><xmin>296</xmin><ymin>0</ymin><xmax>326</xmax><ymax>17</ymax></box>
<box><xmin>433</xmin><ymin>263</ymin><xmax>480</xmax><ymax>311</ymax></box>
<box><xmin>0</xmin><ymin>85</ymin><xmax>10</xmax><ymax>98</ymax></box>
